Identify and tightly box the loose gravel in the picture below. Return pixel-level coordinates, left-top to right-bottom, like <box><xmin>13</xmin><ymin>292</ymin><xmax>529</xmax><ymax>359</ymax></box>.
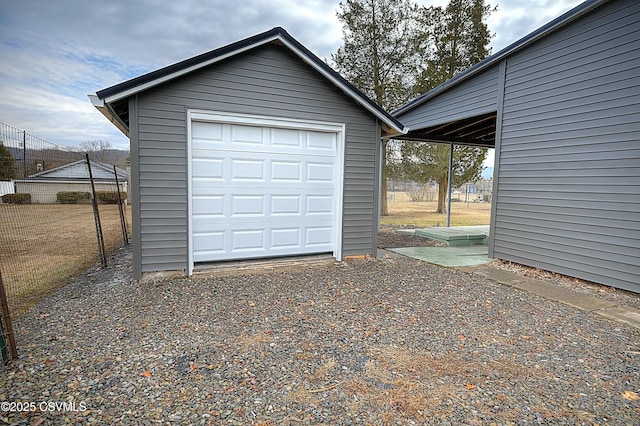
<box><xmin>1</xmin><ymin>241</ymin><xmax>639</xmax><ymax>425</ymax></box>
<box><xmin>379</xmin><ymin>227</ymin><xmax>640</xmax><ymax>311</ymax></box>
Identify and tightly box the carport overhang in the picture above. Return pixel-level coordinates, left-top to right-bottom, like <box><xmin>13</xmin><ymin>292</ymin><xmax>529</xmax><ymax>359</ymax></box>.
<box><xmin>392</xmin><ymin>111</ymin><xmax>496</xmax><ymax>148</ymax></box>
<box><xmin>389</xmin><ymin>110</ymin><xmax>497</xmax><ymax>245</ymax></box>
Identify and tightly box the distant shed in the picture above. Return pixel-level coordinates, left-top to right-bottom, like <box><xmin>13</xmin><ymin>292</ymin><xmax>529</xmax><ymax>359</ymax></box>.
<box><xmin>394</xmin><ymin>0</ymin><xmax>640</xmax><ymax>292</ymax></box>
<box><xmin>14</xmin><ymin>160</ymin><xmax>126</xmax><ymax>204</ymax></box>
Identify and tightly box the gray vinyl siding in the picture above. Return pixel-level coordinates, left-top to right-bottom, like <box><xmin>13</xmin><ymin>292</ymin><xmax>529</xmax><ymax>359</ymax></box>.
<box><xmin>131</xmin><ymin>44</ymin><xmax>380</xmax><ymax>276</ymax></box>
<box><xmin>400</xmin><ymin>66</ymin><xmax>500</xmax><ymax>130</ymax></box>
<box><xmin>493</xmin><ymin>0</ymin><xmax>640</xmax><ymax>292</ymax></box>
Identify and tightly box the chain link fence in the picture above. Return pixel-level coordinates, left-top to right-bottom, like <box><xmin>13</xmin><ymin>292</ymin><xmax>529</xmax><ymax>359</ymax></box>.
<box><xmin>0</xmin><ymin>122</ymin><xmax>130</xmax><ymax>363</ymax></box>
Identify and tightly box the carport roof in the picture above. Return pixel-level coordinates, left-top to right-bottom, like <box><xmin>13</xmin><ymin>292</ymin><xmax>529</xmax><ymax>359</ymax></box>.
<box><xmin>392</xmin><ymin>0</ymin><xmax>606</xmax><ymax>146</ymax></box>
<box><xmin>89</xmin><ymin>27</ymin><xmax>407</xmax><ymax>138</ymax></box>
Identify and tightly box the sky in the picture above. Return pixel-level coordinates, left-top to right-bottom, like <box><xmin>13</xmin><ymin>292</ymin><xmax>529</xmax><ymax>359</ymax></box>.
<box><xmin>0</xmin><ymin>0</ymin><xmax>584</xmax><ymax>154</ymax></box>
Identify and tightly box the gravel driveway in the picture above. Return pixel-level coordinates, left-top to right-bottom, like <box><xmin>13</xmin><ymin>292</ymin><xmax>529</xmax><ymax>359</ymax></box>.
<box><xmin>1</xmin><ymin>244</ymin><xmax>639</xmax><ymax>425</ymax></box>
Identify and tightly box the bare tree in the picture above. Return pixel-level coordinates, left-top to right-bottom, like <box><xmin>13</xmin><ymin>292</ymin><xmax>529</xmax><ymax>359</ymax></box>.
<box><xmin>79</xmin><ymin>140</ymin><xmax>112</xmax><ymax>163</ymax></box>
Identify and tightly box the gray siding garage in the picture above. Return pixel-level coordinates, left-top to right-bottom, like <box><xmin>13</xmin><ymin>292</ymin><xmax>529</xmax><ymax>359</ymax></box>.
<box><xmin>395</xmin><ymin>0</ymin><xmax>640</xmax><ymax>292</ymax></box>
<box><xmin>91</xmin><ymin>28</ymin><xmax>405</xmax><ymax>279</ymax></box>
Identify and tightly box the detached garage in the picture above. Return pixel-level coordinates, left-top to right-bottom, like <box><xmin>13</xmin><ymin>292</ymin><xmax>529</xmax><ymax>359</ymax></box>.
<box><xmin>90</xmin><ymin>27</ymin><xmax>405</xmax><ymax>279</ymax></box>
<box><xmin>394</xmin><ymin>0</ymin><xmax>640</xmax><ymax>292</ymax></box>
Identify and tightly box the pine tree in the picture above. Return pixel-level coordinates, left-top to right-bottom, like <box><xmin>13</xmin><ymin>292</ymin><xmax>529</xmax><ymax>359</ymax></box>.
<box><xmin>416</xmin><ymin>0</ymin><xmax>494</xmax><ymax>93</ymax></box>
<box><xmin>333</xmin><ymin>0</ymin><xmax>421</xmax><ymax>216</ymax></box>
<box><xmin>0</xmin><ymin>143</ymin><xmax>18</xmax><ymax>181</ymax></box>
<box><xmin>404</xmin><ymin>0</ymin><xmax>495</xmax><ymax>213</ymax></box>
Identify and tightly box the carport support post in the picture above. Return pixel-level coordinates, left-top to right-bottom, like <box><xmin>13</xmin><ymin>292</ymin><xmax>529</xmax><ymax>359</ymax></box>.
<box><xmin>446</xmin><ymin>143</ymin><xmax>454</xmax><ymax>227</ymax></box>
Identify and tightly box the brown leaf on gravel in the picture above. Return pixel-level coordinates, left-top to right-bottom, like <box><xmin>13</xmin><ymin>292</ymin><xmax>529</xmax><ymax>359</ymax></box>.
<box><xmin>465</xmin><ymin>383</ymin><xmax>476</xmax><ymax>390</ymax></box>
<box><xmin>142</xmin><ymin>370</ymin><xmax>152</xmax><ymax>377</ymax></box>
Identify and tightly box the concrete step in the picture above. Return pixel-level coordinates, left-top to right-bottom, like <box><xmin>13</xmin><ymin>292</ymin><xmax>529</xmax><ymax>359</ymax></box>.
<box><xmin>414</xmin><ymin>225</ymin><xmax>489</xmax><ymax>246</ymax></box>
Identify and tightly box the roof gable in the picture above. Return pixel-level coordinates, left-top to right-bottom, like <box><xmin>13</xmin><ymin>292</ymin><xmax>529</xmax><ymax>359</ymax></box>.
<box><xmin>26</xmin><ymin>159</ymin><xmax>126</xmax><ymax>181</ymax></box>
<box><xmin>90</xmin><ymin>27</ymin><xmax>406</xmax><ymax>137</ymax></box>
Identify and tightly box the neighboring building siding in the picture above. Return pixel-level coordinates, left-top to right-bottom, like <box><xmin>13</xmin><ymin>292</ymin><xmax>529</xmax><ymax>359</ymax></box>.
<box><xmin>400</xmin><ymin>65</ymin><xmax>500</xmax><ymax>130</ymax></box>
<box><xmin>494</xmin><ymin>0</ymin><xmax>640</xmax><ymax>292</ymax></box>
<box><xmin>131</xmin><ymin>44</ymin><xmax>380</xmax><ymax>275</ymax></box>
<box><xmin>0</xmin><ymin>181</ymin><xmax>14</xmax><ymax>197</ymax></box>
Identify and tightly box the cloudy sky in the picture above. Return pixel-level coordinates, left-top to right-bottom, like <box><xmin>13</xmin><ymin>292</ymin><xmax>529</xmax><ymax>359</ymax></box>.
<box><xmin>0</xmin><ymin>0</ymin><xmax>584</xmax><ymax>152</ymax></box>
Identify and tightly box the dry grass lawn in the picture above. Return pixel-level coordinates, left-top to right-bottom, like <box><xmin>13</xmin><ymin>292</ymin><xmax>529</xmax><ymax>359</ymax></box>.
<box><xmin>0</xmin><ymin>204</ymin><xmax>130</xmax><ymax>315</ymax></box>
<box><xmin>287</xmin><ymin>344</ymin><xmax>551</xmax><ymax>423</ymax></box>
<box><xmin>382</xmin><ymin>191</ymin><xmax>491</xmax><ymax>228</ymax></box>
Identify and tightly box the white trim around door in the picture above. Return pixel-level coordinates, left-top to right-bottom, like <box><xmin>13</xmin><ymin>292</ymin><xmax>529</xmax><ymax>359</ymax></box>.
<box><xmin>186</xmin><ymin>110</ymin><xmax>345</xmax><ymax>275</ymax></box>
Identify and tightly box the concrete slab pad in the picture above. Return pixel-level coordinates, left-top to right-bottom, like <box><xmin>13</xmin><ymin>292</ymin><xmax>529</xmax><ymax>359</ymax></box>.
<box><xmin>390</xmin><ymin>245</ymin><xmax>491</xmax><ymax>267</ymax></box>
<box><xmin>470</xmin><ymin>266</ymin><xmax>527</xmax><ymax>286</ymax></box>
<box><xmin>595</xmin><ymin>307</ymin><xmax>640</xmax><ymax>330</ymax></box>
<box><xmin>414</xmin><ymin>225</ymin><xmax>489</xmax><ymax>246</ymax></box>
<box><xmin>512</xmin><ymin>278</ymin><xmax>618</xmax><ymax>312</ymax></box>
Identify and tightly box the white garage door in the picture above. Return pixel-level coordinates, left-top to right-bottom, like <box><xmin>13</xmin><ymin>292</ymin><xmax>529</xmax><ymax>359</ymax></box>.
<box><xmin>189</xmin><ymin>113</ymin><xmax>342</xmax><ymax>266</ymax></box>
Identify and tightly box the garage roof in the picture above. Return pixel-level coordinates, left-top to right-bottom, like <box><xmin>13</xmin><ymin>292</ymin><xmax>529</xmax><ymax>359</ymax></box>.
<box><xmin>89</xmin><ymin>27</ymin><xmax>407</xmax><ymax>138</ymax></box>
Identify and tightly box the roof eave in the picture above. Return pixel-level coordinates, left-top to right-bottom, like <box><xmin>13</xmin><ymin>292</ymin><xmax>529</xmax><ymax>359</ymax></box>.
<box><xmin>89</xmin><ymin>94</ymin><xmax>130</xmax><ymax>137</ymax></box>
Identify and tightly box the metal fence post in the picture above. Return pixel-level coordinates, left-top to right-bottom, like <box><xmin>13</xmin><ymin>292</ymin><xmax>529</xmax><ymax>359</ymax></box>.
<box><xmin>114</xmin><ymin>165</ymin><xmax>129</xmax><ymax>245</ymax></box>
<box><xmin>86</xmin><ymin>154</ymin><xmax>107</xmax><ymax>267</ymax></box>
<box><xmin>0</xmin><ymin>271</ymin><xmax>18</xmax><ymax>364</ymax></box>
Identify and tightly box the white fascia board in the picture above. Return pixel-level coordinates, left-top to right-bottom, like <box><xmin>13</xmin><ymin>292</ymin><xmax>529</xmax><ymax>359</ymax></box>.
<box><xmin>88</xmin><ymin>94</ymin><xmax>130</xmax><ymax>137</ymax></box>
<box><xmin>88</xmin><ymin>94</ymin><xmax>103</xmax><ymax>107</ymax></box>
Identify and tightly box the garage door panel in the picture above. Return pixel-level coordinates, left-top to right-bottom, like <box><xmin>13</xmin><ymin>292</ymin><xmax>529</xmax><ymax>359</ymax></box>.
<box><xmin>306</xmin><ymin>226</ymin><xmax>333</xmax><ymax>246</ymax></box>
<box><xmin>231</xmin><ymin>195</ymin><xmax>265</xmax><ymax>215</ymax></box>
<box><xmin>192</xmin><ymin>122</ymin><xmax>223</xmax><ymax>145</ymax></box>
<box><xmin>230</xmin><ymin>158</ymin><xmax>265</xmax><ymax>181</ymax></box>
<box><xmin>271</xmin><ymin>195</ymin><xmax>301</xmax><ymax>215</ymax></box>
<box><xmin>270</xmin><ymin>228</ymin><xmax>301</xmax><ymax>248</ymax></box>
<box><xmin>307</xmin><ymin>162</ymin><xmax>334</xmax><ymax>182</ymax></box>
<box><xmin>191</xmin><ymin>119</ymin><xmax>338</xmax><ymax>263</ymax></box>
<box><xmin>230</xmin><ymin>124</ymin><xmax>265</xmax><ymax>145</ymax></box>
<box><xmin>232</xmin><ymin>229</ymin><xmax>265</xmax><ymax>251</ymax></box>
<box><xmin>194</xmin><ymin>122</ymin><xmax>336</xmax><ymax>156</ymax></box>
<box><xmin>192</xmin><ymin>157</ymin><xmax>224</xmax><ymax>178</ymax></box>
<box><xmin>306</xmin><ymin>195</ymin><xmax>333</xmax><ymax>214</ymax></box>
<box><xmin>192</xmin><ymin>196</ymin><xmax>224</xmax><ymax>216</ymax></box>
<box><xmin>271</xmin><ymin>160</ymin><xmax>302</xmax><ymax>182</ymax></box>
<box><xmin>193</xmin><ymin>231</ymin><xmax>225</xmax><ymax>258</ymax></box>
<box><xmin>306</xmin><ymin>132</ymin><xmax>336</xmax><ymax>152</ymax></box>
<box><xmin>271</xmin><ymin>128</ymin><xmax>303</xmax><ymax>148</ymax></box>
